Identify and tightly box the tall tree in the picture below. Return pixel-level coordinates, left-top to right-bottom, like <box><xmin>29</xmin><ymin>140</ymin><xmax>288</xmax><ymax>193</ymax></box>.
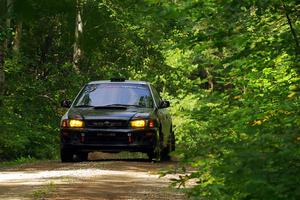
<box><xmin>281</xmin><ymin>0</ymin><xmax>300</xmax><ymax>56</ymax></box>
<box><xmin>12</xmin><ymin>20</ymin><xmax>21</xmax><ymax>54</ymax></box>
<box><xmin>73</xmin><ymin>0</ymin><xmax>83</xmax><ymax>72</ymax></box>
<box><xmin>0</xmin><ymin>0</ymin><xmax>13</xmax><ymax>101</ymax></box>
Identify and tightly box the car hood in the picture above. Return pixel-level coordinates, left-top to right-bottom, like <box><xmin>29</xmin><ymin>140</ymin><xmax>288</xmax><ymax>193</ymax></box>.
<box><xmin>67</xmin><ymin>107</ymin><xmax>154</xmax><ymax>120</ymax></box>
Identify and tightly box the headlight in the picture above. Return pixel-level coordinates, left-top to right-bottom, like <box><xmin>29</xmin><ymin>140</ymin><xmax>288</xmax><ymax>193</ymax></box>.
<box><xmin>61</xmin><ymin>119</ymin><xmax>84</xmax><ymax>128</ymax></box>
<box><xmin>69</xmin><ymin>119</ymin><xmax>84</xmax><ymax>128</ymax></box>
<box><xmin>130</xmin><ymin>119</ymin><xmax>156</xmax><ymax>128</ymax></box>
<box><xmin>130</xmin><ymin>120</ymin><xmax>146</xmax><ymax>128</ymax></box>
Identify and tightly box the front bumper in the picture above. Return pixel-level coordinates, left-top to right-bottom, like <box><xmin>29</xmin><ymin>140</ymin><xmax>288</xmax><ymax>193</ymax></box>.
<box><xmin>60</xmin><ymin>127</ymin><xmax>158</xmax><ymax>153</ymax></box>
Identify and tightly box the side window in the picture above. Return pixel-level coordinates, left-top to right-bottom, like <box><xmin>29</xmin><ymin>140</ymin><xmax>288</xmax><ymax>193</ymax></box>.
<box><xmin>150</xmin><ymin>85</ymin><xmax>161</xmax><ymax>107</ymax></box>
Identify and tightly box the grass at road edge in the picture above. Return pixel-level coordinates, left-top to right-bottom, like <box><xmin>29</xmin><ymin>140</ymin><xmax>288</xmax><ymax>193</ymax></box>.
<box><xmin>30</xmin><ymin>181</ymin><xmax>57</xmax><ymax>200</ymax></box>
<box><xmin>0</xmin><ymin>156</ymin><xmax>57</xmax><ymax>168</ymax></box>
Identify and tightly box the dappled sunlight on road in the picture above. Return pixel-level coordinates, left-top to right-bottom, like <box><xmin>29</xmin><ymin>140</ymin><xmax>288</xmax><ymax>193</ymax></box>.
<box><xmin>0</xmin><ymin>160</ymin><xmax>187</xmax><ymax>199</ymax></box>
<box><xmin>0</xmin><ymin>168</ymin><xmax>161</xmax><ymax>183</ymax></box>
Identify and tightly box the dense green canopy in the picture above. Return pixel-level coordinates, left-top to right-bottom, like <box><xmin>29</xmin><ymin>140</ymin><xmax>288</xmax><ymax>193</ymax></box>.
<box><xmin>0</xmin><ymin>0</ymin><xmax>299</xmax><ymax>199</ymax></box>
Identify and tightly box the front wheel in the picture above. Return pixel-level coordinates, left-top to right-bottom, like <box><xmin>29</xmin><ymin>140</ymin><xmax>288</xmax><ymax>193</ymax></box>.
<box><xmin>77</xmin><ymin>152</ymin><xmax>89</xmax><ymax>162</ymax></box>
<box><xmin>147</xmin><ymin>147</ymin><xmax>162</xmax><ymax>162</ymax></box>
<box><xmin>161</xmin><ymin>143</ymin><xmax>171</xmax><ymax>161</ymax></box>
<box><xmin>161</xmin><ymin>131</ymin><xmax>175</xmax><ymax>161</ymax></box>
<box><xmin>147</xmin><ymin>151</ymin><xmax>155</xmax><ymax>161</ymax></box>
<box><xmin>60</xmin><ymin>149</ymin><xmax>74</xmax><ymax>162</ymax></box>
<box><xmin>148</xmin><ymin>130</ymin><xmax>166</xmax><ymax>161</ymax></box>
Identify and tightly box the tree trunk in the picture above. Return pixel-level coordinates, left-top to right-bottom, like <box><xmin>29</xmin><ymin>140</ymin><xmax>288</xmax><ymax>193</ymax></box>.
<box><xmin>13</xmin><ymin>20</ymin><xmax>22</xmax><ymax>54</ymax></box>
<box><xmin>0</xmin><ymin>46</ymin><xmax>4</xmax><ymax>99</ymax></box>
<box><xmin>281</xmin><ymin>0</ymin><xmax>300</xmax><ymax>56</ymax></box>
<box><xmin>73</xmin><ymin>0</ymin><xmax>83</xmax><ymax>72</ymax></box>
<box><xmin>4</xmin><ymin>0</ymin><xmax>13</xmax><ymax>50</ymax></box>
<box><xmin>205</xmin><ymin>67</ymin><xmax>214</xmax><ymax>91</ymax></box>
<box><xmin>0</xmin><ymin>0</ymin><xmax>13</xmax><ymax>101</ymax></box>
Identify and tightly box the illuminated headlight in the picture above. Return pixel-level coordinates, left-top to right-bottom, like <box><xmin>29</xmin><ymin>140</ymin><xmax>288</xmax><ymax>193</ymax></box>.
<box><xmin>61</xmin><ymin>119</ymin><xmax>84</xmax><ymax>128</ymax></box>
<box><xmin>130</xmin><ymin>120</ymin><xmax>146</xmax><ymax>128</ymax></box>
<box><xmin>69</xmin><ymin>119</ymin><xmax>84</xmax><ymax>128</ymax></box>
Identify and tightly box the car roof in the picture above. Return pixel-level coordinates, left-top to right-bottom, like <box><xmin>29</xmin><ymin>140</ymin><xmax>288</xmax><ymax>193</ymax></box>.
<box><xmin>87</xmin><ymin>80</ymin><xmax>149</xmax><ymax>85</ymax></box>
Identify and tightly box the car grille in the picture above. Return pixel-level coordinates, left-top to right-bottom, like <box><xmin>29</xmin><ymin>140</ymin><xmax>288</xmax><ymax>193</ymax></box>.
<box><xmin>85</xmin><ymin>120</ymin><xmax>128</xmax><ymax>129</ymax></box>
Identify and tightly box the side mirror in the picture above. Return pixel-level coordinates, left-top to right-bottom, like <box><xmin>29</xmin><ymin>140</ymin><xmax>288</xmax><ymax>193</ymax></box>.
<box><xmin>61</xmin><ymin>100</ymin><xmax>72</xmax><ymax>108</ymax></box>
<box><xmin>158</xmin><ymin>100</ymin><xmax>170</xmax><ymax>109</ymax></box>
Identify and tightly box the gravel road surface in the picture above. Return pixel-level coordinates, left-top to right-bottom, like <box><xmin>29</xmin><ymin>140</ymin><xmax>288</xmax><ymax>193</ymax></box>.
<box><xmin>0</xmin><ymin>153</ymin><xmax>187</xmax><ymax>200</ymax></box>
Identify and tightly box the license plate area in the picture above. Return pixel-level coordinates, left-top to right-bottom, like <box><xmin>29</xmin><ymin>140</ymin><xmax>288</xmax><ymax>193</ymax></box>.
<box><xmin>96</xmin><ymin>133</ymin><xmax>116</xmax><ymax>137</ymax></box>
<box><xmin>85</xmin><ymin>132</ymin><xmax>128</xmax><ymax>144</ymax></box>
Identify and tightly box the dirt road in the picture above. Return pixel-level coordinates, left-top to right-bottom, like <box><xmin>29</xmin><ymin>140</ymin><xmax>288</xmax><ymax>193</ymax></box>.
<box><xmin>0</xmin><ymin>153</ymin><xmax>187</xmax><ymax>200</ymax></box>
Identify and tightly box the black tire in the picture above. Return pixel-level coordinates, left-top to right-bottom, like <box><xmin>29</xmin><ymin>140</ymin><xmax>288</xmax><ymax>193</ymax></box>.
<box><xmin>77</xmin><ymin>152</ymin><xmax>89</xmax><ymax>162</ymax></box>
<box><xmin>147</xmin><ymin>151</ymin><xmax>155</xmax><ymax>161</ymax></box>
<box><xmin>161</xmin><ymin>130</ymin><xmax>175</xmax><ymax>161</ymax></box>
<box><xmin>147</xmin><ymin>130</ymin><xmax>163</xmax><ymax>161</ymax></box>
<box><xmin>161</xmin><ymin>141</ymin><xmax>171</xmax><ymax>161</ymax></box>
<box><xmin>147</xmin><ymin>147</ymin><xmax>163</xmax><ymax>162</ymax></box>
<box><xmin>60</xmin><ymin>149</ymin><xmax>74</xmax><ymax>162</ymax></box>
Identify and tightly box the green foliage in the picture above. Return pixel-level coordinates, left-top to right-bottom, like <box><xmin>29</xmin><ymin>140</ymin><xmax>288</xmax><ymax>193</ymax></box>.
<box><xmin>0</xmin><ymin>156</ymin><xmax>37</xmax><ymax>168</ymax></box>
<box><xmin>173</xmin><ymin>87</ymin><xmax>300</xmax><ymax>199</ymax></box>
<box><xmin>31</xmin><ymin>181</ymin><xmax>56</xmax><ymax>200</ymax></box>
<box><xmin>164</xmin><ymin>0</ymin><xmax>300</xmax><ymax>199</ymax></box>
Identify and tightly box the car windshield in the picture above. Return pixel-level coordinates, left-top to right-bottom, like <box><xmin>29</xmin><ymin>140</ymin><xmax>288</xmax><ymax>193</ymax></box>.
<box><xmin>73</xmin><ymin>83</ymin><xmax>154</xmax><ymax>108</ymax></box>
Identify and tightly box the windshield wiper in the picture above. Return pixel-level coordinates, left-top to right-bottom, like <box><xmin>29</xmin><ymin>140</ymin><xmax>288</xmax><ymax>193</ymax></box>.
<box><xmin>75</xmin><ymin>104</ymin><xmax>142</xmax><ymax>109</ymax></box>
<box><xmin>104</xmin><ymin>104</ymin><xmax>142</xmax><ymax>107</ymax></box>
<box><xmin>74</xmin><ymin>105</ymin><xmax>94</xmax><ymax>108</ymax></box>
